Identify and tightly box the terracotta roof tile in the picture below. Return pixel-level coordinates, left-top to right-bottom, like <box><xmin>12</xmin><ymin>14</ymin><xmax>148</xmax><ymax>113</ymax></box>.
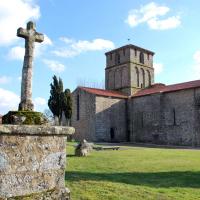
<box><xmin>79</xmin><ymin>87</ymin><xmax>128</xmax><ymax>98</ymax></box>
<box><xmin>133</xmin><ymin>80</ymin><xmax>200</xmax><ymax>97</ymax></box>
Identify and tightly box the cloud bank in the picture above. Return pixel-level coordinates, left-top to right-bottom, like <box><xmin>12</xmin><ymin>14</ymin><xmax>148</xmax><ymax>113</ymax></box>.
<box><xmin>43</xmin><ymin>59</ymin><xmax>65</xmax><ymax>73</ymax></box>
<box><xmin>0</xmin><ymin>0</ymin><xmax>40</xmax><ymax>46</ymax></box>
<box><xmin>126</xmin><ymin>2</ymin><xmax>181</xmax><ymax>30</ymax></box>
<box><xmin>52</xmin><ymin>38</ymin><xmax>115</xmax><ymax>58</ymax></box>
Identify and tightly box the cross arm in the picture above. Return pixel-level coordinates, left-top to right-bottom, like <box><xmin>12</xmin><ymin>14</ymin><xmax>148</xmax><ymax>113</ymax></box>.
<box><xmin>17</xmin><ymin>28</ymin><xmax>28</xmax><ymax>39</ymax></box>
<box><xmin>35</xmin><ymin>32</ymin><xmax>44</xmax><ymax>43</ymax></box>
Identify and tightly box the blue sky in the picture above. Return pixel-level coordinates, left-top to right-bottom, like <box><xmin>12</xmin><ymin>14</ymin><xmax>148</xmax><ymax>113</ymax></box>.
<box><xmin>0</xmin><ymin>0</ymin><xmax>200</xmax><ymax>114</ymax></box>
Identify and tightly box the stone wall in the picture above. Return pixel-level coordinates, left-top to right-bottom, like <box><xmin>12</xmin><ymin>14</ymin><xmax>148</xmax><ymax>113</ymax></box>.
<box><xmin>95</xmin><ymin>96</ymin><xmax>127</xmax><ymax>142</ymax></box>
<box><xmin>0</xmin><ymin>125</ymin><xmax>74</xmax><ymax>199</ymax></box>
<box><xmin>71</xmin><ymin>88</ymin><xmax>96</xmax><ymax>141</ymax></box>
<box><xmin>71</xmin><ymin>81</ymin><xmax>200</xmax><ymax>146</ymax></box>
<box><xmin>71</xmin><ymin>89</ymin><xmax>127</xmax><ymax>142</ymax></box>
<box><xmin>130</xmin><ymin>88</ymin><xmax>200</xmax><ymax>146</ymax></box>
<box><xmin>106</xmin><ymin>65</ymin><xmax>129</xmax><ymax>90</ymax></box>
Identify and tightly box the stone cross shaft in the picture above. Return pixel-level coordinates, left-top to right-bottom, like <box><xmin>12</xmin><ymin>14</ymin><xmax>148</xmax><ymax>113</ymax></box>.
<box><xmin>17</xmin><ymin>21</ymin><xmax>44</xmax><ymax>111</ymax></box>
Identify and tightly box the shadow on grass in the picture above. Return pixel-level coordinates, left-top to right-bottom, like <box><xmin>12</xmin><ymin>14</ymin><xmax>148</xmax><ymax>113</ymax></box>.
<box><xmin>67</xmin><ymin>154</ymin><xmax>76</xmax><ymax>157</ymax></box>
<box><xmin>65</xmin><ymin>171</ymin><xmax>200</xmax><ymax>188</ymax></box>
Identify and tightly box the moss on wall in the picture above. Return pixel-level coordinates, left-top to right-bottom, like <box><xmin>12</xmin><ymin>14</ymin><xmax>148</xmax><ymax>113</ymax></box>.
<box><xmin>2</xmin><ymin>111</ymin><xmax>48</xmax><ymax>125</ymax></box>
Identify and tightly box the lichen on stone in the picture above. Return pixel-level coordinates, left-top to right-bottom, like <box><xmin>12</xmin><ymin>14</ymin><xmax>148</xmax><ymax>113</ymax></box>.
<box><xmin>5</xmin><ymin>187</ymin><xmax>70</xmax><ymax>200</ymax></box>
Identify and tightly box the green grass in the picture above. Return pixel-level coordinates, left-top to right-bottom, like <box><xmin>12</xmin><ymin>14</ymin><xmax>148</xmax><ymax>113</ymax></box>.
<box><xmin>65</xmin><ymin>143</ymin><xmax>200</xmax><ymax>200</ymax></box>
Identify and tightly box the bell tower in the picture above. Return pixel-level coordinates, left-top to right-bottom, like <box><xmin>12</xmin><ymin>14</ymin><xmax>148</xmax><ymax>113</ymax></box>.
<box><xmin>105</xmin><ymin>44</ymin><xmax>155</xmax><ymax>96</ymax></box>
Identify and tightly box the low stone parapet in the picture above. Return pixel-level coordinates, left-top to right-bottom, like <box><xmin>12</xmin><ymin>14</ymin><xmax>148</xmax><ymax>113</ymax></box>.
<box><xmin>0</xmin><ymin>125</ymin><xmax>74</xmax><ymax>200</ymax></box>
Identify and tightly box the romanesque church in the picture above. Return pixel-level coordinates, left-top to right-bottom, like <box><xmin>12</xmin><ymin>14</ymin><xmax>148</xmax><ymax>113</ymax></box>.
<box><xmin>71</xmin><ymin>44</ymin><xmax>200</xmax><ymax>146</ymax></box>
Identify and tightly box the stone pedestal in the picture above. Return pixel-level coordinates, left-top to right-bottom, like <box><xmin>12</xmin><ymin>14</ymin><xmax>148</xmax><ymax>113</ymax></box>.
<box><xmin>0</xmin><ymin>125</ymin><xmax>74</xmax><ymax>200</ymax></box>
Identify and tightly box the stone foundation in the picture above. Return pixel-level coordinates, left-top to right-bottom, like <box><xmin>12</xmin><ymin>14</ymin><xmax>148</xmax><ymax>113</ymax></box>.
<box><xmin>0</xmin><ymin>125</ymin><xmax>74</xmax><ymax>200</ymax></box>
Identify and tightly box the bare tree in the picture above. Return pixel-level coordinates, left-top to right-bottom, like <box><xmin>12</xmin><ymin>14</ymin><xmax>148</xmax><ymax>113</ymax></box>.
<box><xmin>76</xmin><ymin>78</ymin><xmax>105</xmax><ymax>89</ymax></box>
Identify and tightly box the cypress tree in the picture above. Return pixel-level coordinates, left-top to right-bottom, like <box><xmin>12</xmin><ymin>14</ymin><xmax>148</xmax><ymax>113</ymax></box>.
<box><xmin>48</xmin><ymin>75</ymin><xmax>72</xmax><ymax>125</ymax></box>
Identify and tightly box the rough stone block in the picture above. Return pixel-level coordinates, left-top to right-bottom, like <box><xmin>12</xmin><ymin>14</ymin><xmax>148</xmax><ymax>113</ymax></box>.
<box><xmin>0</xmin><ymin>125</ymin><xmax>74</xmax><ymax>199</ymax></box>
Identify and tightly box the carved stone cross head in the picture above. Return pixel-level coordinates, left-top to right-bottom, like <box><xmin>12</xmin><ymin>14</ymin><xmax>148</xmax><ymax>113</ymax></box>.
<box><xmin>17</xmin><ymin>21</ymin><xmax>44</xmax><ymax>43</ymax></box>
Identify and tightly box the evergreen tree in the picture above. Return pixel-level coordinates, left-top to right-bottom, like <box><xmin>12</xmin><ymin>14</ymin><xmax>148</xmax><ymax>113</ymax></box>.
<box><xmin>48</xmin><ymin>75</ymin><xmax>72</xmax><ymax>125</ymax></box>
<box><xmin>48</xmin><ymin>75</ymin><xmax>63</xmax><ymax>124</ymax></box>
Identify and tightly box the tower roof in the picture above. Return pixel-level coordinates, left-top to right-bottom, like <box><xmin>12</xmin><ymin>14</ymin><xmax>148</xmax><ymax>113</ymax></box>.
<box><xmin>105</xmin><ymin>44</ymin><xmax>155</xmax><ymax>55</ymax></box>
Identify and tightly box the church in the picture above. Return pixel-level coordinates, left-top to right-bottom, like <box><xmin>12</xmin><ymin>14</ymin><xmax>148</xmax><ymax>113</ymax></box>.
<box><xmin>71</xmin><ymin>44</ymin><xmax>200</xmax><ymax>146</ymax></box>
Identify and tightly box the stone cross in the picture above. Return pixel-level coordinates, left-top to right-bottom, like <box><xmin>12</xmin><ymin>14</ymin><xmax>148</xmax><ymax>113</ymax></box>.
<box><xmin>17</xmin><ymin>21</ymin><xmax>44</xmax><ymax>111</ymax></box>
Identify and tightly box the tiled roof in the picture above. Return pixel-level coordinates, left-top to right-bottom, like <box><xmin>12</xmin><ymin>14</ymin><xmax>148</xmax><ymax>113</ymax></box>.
<box><xmin>79</xmin><ymin>87</ymin><xmax>128</xmax><ymax>99</ymax></box>
<box><xmin>77</xmin><ymin>80</ymin><xmax>200</xmax><ymax>99</ymax></box>
<box><xmin>133</xmin><ymin>80</ymin><xmax>200</xmax><ymax>97</ymax></box>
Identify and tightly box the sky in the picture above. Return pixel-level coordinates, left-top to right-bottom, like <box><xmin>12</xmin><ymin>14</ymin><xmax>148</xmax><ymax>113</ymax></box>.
<box><xmin>0</xmin><ymin>0</ymin><xmax>200</xmax><ymax>114</ymax></box>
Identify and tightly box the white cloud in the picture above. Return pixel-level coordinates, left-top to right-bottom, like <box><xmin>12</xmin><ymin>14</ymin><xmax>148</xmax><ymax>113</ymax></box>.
<box><xmin>43</xmin><ymin>34</ymin><xmax>53</xmax><ymax>46</ymax></box>
<box><xmin>71</xmin><ymin>39</ymin><xmax>115</xmax><ymax>51</ymax></box>
<box><xmin>43</xmin><ymin>59</ymin><xmax>65</xmax><ymax>73</ymax></box>
<box><xmin>148</xmin><ymin>16</ymin><xmax>181</xmax><ymax>30</ymax></box>
<box><xmin>0</xmin><ymin>0</ymin><xmax>40</xmax><ymax>45</ymax></box>
<box><xmin>60</xmin><ymin>37</ymin><xmax>74</xmax><ymax>44</ymax></box>
<box><xmin>0</xmin><ymin>88</ymin><xmax>19</xmax><ymax>114</ymax></box>
<box><xmin>52</xmin><ymin>49</ymin><xmax>78</xmax><ymax>58</ymax></box>
<box><xmin>8</xmin><ymin>35</ymin><xmax>52</xmax><ymax>60</ymax></box>
<box><xmin>34</xmin><ymin>97</ymin><xmax>46</xmax><ymax>106</ymax></box>
<box><xmin>34</xmin><ymin>97</ymin><xmax>47</xmax><ymax>112</ymax></box>
<box><xmin>53</xmin><ymin>38</ymin><xmax>115</xmax><ymax>58</ymax></box>
<box><xmin>154</xmin><ymin>63</ymin><xmax>163</xmax><ymax>75</ymax></box>
<box><xmin>8</xmin><ymin>46</ymin><xmax>25</xmax><ymax>60</ymax></box>
<box><xmin>0</xmin><ymin>76</ymin><xmax>12</xmax><ymax>84</ymax></box>
<box><xmin>126</xmin><ymin>2</ymin><xmax>181</xmax><ymax>30</ymax></box>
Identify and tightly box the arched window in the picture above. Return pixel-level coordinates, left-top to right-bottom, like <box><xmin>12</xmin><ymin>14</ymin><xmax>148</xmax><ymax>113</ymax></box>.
<box><xmin>141</xmin><ymin>68</ymin><xmax>145</xmax><ymax>88</ymax></box>
<box><xmin>147</xmin><ymin>70</ymin><xmax>151</xmax><ymax>86</ymax></box>
<box><xmin>135</xmin><ymin>67</ymin><xmax>139</xmax><ymax>87</ymax></box>
<box><xmin>115</xmin><ymin>53</ymin><xmax>120</xmax><ymax>64</ymax></box>
<box><xmin>139</xmin><ymin>52</ymin><xmax>144</xmax><ymax>64</ymax></box>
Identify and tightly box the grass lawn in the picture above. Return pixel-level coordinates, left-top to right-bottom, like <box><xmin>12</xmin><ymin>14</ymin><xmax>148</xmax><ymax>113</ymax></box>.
<box><xmin>65</xmin><ymin>143</ymin><xmax>200</xmax><ymax>200</ymax></box>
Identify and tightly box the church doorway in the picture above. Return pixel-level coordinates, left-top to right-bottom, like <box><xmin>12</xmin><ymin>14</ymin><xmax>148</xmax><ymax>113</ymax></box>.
<box><xmin>110</xmin><ymin>127</ymin><xmax>115</xmax><ymax>141</ymax></box>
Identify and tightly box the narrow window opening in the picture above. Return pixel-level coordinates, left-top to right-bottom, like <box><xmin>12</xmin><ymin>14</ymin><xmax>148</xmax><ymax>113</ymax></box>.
<box><xmin>110</xmin><ymin>53</ymin><xmax>112</xmax><ymax>60</ymax></box>
<box><xmin>135</xmin><ymin>67</ymin><xmax>139</xmax><ymax>87</ymax></box>
<box><xmin>77</xmin><ymin>95</ymin><xmax>80</xmax><ymax>121</ymax></box>
<box><xmin>173</xmin><ymin>108</ymin><xmax>176</xmax><ymax>125</ymax></box>
<box><xmin>123</xmin><ymin>48</ymin><xmax>126</xmax><ymax>56</ymax></box>
<box><xmin>115</xmin><ymin>53</ymin><xmax>120</xmax><ymax>64</ymax></box>
<box><xmin>140</xmin><ymin>52</ymin><xmax>144</xmax><ymax>64</ymax></box>
<box><xmin>135</xmin><ymin>49</ymin><xmax>137</xmax><ymax>57</ymax></box>
<box><xmin>141</xmin><ymin>68</ymin><xmax>145</xmax><ymax>88</ymax></box>
<box><xmin>117</xmin><ymin>54</ymin><xmax>120</xmax><ymax>64</ymax></box>
<box><xmin>147</xmin><ymin>70</ymin><xmax>151</xmax><ymax>86</ymax></box>
<box><xmin>141</xmin><ymin>112</ymin><xmax>144</xmax><ymax>128</ymax></box>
